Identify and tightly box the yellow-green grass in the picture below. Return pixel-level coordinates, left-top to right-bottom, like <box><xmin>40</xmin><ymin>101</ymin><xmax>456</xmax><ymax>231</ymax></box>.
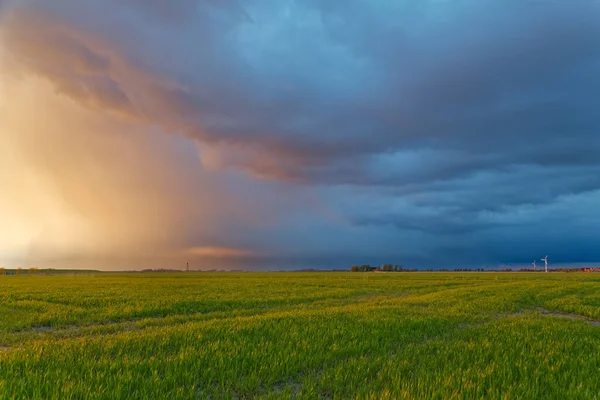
<box><xmin>1</xmin><ymin>273</ymin><xmax>600</xmax><ymax>399</ymax></box>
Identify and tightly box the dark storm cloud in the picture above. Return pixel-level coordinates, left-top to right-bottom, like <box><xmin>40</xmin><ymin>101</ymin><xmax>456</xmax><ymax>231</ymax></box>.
<box><xmin>3</xmin><ymin>1</ymin><xmax>599</xmax><ymax>181</ymax></box>
<box><xmin>1</xmin><ymin>0</ymin><xmax>599</xmax><ymax>267</ymax></box>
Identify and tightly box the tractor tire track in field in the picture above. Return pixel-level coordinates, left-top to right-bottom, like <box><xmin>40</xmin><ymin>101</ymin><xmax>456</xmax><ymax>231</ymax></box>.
<box><xmin>536</xmin><ymin>308</ymin><xmax>600</xmax><ymax>327</ymax></box>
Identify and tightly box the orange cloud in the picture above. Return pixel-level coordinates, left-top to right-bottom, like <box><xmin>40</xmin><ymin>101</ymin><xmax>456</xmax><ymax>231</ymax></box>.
<box><xmin>184</xmin><ymin>246</ymin><xmax>260</xmax><ymax>258</ymax></box>
<box><xmin>0</xmin><ymin>3</ymin><xmax>323</xmax><ymax>183</ymax></box>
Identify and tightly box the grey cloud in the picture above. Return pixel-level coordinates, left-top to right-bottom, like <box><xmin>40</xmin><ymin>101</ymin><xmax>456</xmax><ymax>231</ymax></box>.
<box><xmin>5</xmin><ymin>1</ymin><xmax>598</xmax><ymax>182</ymax></box>
<box><xmin>2</xmin><ymin>0</ymin><xmax>600</xmax><ymax>267</ymax></box>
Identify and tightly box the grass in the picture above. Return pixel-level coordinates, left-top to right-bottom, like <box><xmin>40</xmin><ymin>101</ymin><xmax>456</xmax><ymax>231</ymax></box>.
<box><xmin>1</xmin><ymin>272</ymin><xmax>599</xmax><ymax>399</ymax></box>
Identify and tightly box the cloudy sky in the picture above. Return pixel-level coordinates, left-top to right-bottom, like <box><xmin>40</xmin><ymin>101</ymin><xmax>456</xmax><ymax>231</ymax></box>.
<box><xmin>0</xmin><ymin>0</ymin><xmax>599</xmax><ymax>270</ymax></box>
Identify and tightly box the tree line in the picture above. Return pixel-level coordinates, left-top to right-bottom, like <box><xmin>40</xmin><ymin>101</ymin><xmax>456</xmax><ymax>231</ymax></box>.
<box><xmin>350</xmin><ymin>264</ymin><xmax>413</xmax><ymax>272</ymax></box>
<box><xmin>350</xmin><ymin>265</ymin><xmax>488</xmax><ymax>272</ymax></box>
<box><xmin>0</xmin><ymin>268</ymin><xmax>43</xmax><ymax>275</ymax></box>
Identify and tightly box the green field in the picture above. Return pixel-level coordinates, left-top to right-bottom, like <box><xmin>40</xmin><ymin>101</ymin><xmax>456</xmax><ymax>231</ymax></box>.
<box><xmin>1</xmin><ymin>273</ymin><xmax>600</xmax><ymax>399</ymax></box>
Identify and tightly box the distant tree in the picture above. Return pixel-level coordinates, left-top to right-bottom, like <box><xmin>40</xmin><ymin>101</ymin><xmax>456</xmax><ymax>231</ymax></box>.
<box><xmin>16</xmin><ymin>268</ymin><xmax>23</xmax><ymax>276</ymax></box>
<box><xmin>359</xmin><ymin>264</ymin><xmax>372</xmax><ymax>272</ymax></box>
<box><xmin>382</xmin><ymin>264</ymin><xmax>394</xmax><ymax>272</ymax></box>
<box><xmin>28</xmin><ymin>268</ymin><xmax>40</xmax><ymax>275</ymax></box>
<box><xmin>0</xmin><ymin>267</ymin><xmax>5</xmax><ymax>275</ymax></box>
<box><xmin>351</xmin><ymin>265</ymin><xmax>360</xmax><ymax>272</ymax></box>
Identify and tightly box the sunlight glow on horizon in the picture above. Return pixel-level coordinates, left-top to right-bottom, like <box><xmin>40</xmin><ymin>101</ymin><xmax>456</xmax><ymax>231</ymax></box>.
<box><xmin>0</xmin><ymin>71</ymin><xmax>252</xmax><ymax>269</ymax></box>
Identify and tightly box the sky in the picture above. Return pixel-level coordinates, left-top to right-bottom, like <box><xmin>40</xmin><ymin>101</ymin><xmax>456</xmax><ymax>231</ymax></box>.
<box><xmin>0</xmin><ymin>0</ymin><xmax>599</xmax><ymax>271</ymax></box>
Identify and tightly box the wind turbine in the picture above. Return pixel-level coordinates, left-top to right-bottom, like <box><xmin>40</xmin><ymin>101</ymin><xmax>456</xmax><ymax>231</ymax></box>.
<box><xmin>541</xmin><ymin>256</ymin><xmax>548</xmax><ymax>273</ymax></box>
<box><xmin>532</xmin><ymin>260</ymin><xmax>536</xmax><ymax>272</ymax></box>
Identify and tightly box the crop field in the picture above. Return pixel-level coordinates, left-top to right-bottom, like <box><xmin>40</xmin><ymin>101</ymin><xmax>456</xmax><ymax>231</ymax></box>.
<box><xmin>1</xmin><ymin>272</ymin><xmax>600</xmax><ymax>399</ymax></box>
